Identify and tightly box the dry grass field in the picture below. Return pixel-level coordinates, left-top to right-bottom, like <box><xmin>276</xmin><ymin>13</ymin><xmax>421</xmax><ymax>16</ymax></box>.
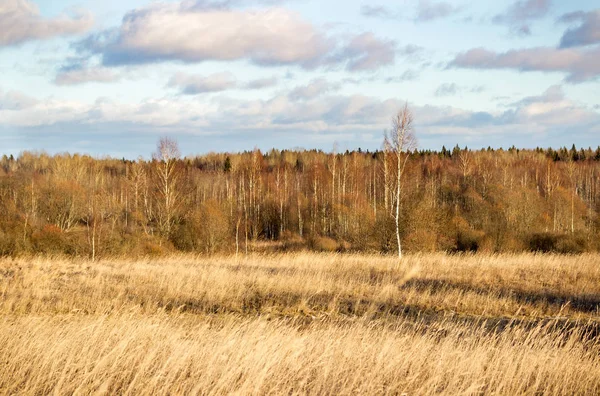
<box><xmin>1</xmin><ymin>253</ymin><xmax>599</xmax><ymax>394</ymax></box>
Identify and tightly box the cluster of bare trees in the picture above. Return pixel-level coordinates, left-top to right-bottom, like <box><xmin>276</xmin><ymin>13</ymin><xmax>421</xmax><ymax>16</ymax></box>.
<box><xmin>1</xmin><ymin>110</ymin><xmax>600</xmax><ymax>258</ymax></box>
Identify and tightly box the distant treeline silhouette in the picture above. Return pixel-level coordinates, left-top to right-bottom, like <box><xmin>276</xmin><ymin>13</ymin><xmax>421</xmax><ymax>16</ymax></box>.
<box><xmin>1</xmin><ymin>143</ymin><xmax>599</xmax><ymax>257</ymax></box>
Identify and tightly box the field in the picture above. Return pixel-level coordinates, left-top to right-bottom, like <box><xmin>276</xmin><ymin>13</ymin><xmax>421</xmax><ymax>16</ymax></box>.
<box><xmin>1</xmin><ymin>253</ymin><xmax>599</xmax><ymax>394</ymax></box>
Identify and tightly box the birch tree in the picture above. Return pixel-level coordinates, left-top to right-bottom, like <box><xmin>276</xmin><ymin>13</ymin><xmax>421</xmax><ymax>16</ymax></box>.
<box><xmin>153</xmin><ymin>137</ymin><xmax>180</xmax><ymax>239</ymax></box>
<box><xmin>386</xmin><ymin>104</ymin><xmax>417</xmax><ymax>258</ymax></box>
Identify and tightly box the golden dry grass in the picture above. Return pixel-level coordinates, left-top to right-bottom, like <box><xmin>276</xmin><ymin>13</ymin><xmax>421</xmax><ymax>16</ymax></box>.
<box><xmin>1</xmin><ymin>253</ymin><xmax>599</xmax><ymax>394</ymax></box>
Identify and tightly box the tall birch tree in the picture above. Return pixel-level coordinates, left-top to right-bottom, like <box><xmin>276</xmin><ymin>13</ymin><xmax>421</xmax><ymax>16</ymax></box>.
<box><xmin>153</xmin><ymin>137</ymin><xmax>180</xmax><ymax>239</ymax></box>
<box><xmin>386</xmin><ymin>104</ymin><xmax>417</xmax><ymax>258</ymax></box>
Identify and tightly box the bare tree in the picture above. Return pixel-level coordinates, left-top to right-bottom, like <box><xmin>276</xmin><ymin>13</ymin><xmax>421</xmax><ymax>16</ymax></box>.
<box><xmin>386</xmin><ymin>103</ymin><xmax>417</xmax><ymax>258</ymax></box>
<box><xmin>153</xmin><ymin>137</ymin><xmax>181</xmax><ymax>239</ymax></box>
<box><xmin>459</xmin><ymin>150</ymin><xmax>471</xmax><ymax>180</ymax></box>
<box><xmin>383</xmin><ymin>137</ymin><xmax>391</xmax><ymax>216</ymax></box>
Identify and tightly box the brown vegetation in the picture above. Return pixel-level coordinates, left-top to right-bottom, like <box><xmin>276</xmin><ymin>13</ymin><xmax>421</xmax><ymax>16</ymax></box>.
<box><xmin>1</xmin><ymin>253</ymin><xmax>599</xmax><ymax>394</ymax></box>
<box><xmin>1</xmin><ymin>144</ymin><xmax>600</xmax><ymax>258</ymax></box>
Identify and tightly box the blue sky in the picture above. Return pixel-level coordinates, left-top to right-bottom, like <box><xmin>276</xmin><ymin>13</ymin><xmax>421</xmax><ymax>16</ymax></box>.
<box><xmin>0</xmin><ymin>0</ymin><xmax>599</xmax><ymax>158</ymax></box>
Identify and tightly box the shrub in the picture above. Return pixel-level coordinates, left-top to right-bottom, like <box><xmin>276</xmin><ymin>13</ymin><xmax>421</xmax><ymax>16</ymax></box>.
<box><xmin>528</xmin><ymin>232</ymin><xmax>587</xmax><ymax>254</ymax></box>
<box><xmin>528</xmin><ymin>233</ymin><xmax>559</xmax><ymax>253</ymax></box>
<box><xmin>31</xmin><ymin>225</ymin><xmax>70</xmax><ymax>254</ymax></box>
<box><xmin>278</xmin><ymin>230</ymin><xmax>305</xmax><ymax>252</ymax></box>
<box><xmin>555</xmin><ymin>233</ymin><xmax>587</xmax><ymax>254</ymax></box>
<box><xmin>0</xmin><ymin>231</ymin><xmax>16</xmax><ymax>256</ymax></box>
<box><xmin>373</xmin><ymin>216</ymin><xmax>396</xmax><ymax>253</ymax></box>
<box><xmin>454</xmin><ymin>230</ymin><xmax>484</xmax><ymax>253</ymax></box>
<box><xmin>170</xmin><ymin>221</ymin><xmax>196</xmax><ymax>252</ymax></box>
<box><xmin>308</xmin><ymin>236</ymin><xmax>338</xmax><ymax>252</ymax></box>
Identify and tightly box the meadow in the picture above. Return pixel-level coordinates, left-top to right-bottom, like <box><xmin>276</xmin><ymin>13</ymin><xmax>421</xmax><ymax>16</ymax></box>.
<box><xmin>1</xmin><ymin>253</ymin><xmax>599</xmax><ymax>394</ymax></box>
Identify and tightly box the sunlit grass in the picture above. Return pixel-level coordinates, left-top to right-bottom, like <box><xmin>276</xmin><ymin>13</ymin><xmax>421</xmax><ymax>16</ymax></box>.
<box><xmin>1</xmin><ymin>253</ymin><xmax>599</xmax><ymax>394</ymax></box>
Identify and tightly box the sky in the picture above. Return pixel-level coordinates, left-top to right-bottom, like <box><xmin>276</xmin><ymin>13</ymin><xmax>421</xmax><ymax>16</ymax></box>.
<box><xmin>0</xmin><ymin>0</ymin><xmax>599</xmax><ymax>158</ymax></box>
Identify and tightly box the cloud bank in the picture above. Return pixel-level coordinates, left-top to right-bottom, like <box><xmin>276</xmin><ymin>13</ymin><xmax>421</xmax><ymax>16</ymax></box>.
<box><xmin>450</xmin><ymin>45</ymin><xmax>600</xmax><ymax>82</ymax></box>
<box><xmin>76</xmin><ymin>3</ymin><xmax>397</xmax><ymax>72</ymax></box>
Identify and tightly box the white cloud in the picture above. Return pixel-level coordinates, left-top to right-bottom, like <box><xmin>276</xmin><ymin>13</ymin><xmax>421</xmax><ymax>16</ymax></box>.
<box><xmin>0</xmin><ymin>0</ymin><xmax>93</xmax><ymax>46</ymax></box>
<box><xmin>2</xmin><ymin>86</ymin><xmax>597</xmax><ymax>152</ymax></box>
<box><xmin>0</xmin><ymin>88</ymin><xmax>38</xmax><ymax>110</ymax></box>
<box><xmin>83</xmin><ymin>5</ymin><xmax>332</xmax><ymax>68</ymax></box>
<box><xmin>55</xmin><ymin>66</ymin><xmax>120</xmax><ymax>86</ymax></box>
<box><xmin>77</xmin><ymin>3</ymin><xmax>397</xmax><ymax>72</ymax></box>
<box><xmin>450</xmin><ymin>45</ymin><xmax>600</xmax><ymax>83</ymax></box>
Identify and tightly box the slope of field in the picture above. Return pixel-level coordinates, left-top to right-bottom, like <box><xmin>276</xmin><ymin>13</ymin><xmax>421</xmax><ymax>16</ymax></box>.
<box><xmin>1</xmin><ymin>253</ymin><xmax>599</xmax><ymax>394</ymax></box>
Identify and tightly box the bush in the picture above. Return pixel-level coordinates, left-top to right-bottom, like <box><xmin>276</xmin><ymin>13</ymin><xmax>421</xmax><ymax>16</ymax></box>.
<box><xmin>528</xmin><ymin>232</ymin><xmax>587</xmax><ymax>254</ymax></box>
<box><xmin>528</xmin><ymin>233</ymin><xmax>559</xmax><ymax>253</ymax></box>
<box><xmin>373</xmin><ymin>216</ymin><xmax>396</xmax><ymax>253</ymax></box>
<box><xmin>0</xmin><ymin>231</ymin><xmax>16</xmax><ymax>256</ymax></box>
<box><xmin>556</xmin><ymin>233</ymin><xmax>587</xmax><ymax>254</ymax></box>
<box><xmin>31</xmin><ymin>225</ymin><xmax>71</xmax><ymax>254</ymax></box>
<box><xmin>278</xmin><ymin>230</ymin><xmax>305</xmax><ymax>252</ymax></box>
<box><xmin>454</xmin><ymin>230</ymin><xmax>484</xmax><ymax>253</ymax></box>
<box><xmin>308</xmin><ymin>236</ymin><xmax>338</xmax><ymax>252</ymax></box>
<box><xmin>170</xmin><ymin>200</ymin><xmax>230</xmax><ymax>254</ymax></box>
<box><xmin>405</xmin><ymin>229</ymin><xmax>438</xmax><ymax>252</ymax></box>
<box><xmin>170</xmin><ymin>221</ymin><xmax>196</xmax><ymax>252</ymax></box>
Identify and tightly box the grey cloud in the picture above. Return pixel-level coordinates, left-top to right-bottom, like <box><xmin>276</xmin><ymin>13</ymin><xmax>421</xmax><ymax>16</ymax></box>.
<box><xmin>386</xmin><ymin>69</ymin><xmax>420</xmax><ymax>82</ymax></box>
<box><xmin>416</xmin><ymin>0</ymin><xmax>461</xmax><ymax>22</ymax></box>
<box><xmin>186</xmin><ymin>0</ymin><xmax>238</xmax><ymax>10</ymax></box>
<box><xmin>495</xmin><ymin>0</ymin><xmax>551</xmax><ymax>21</ymax></box>
<box><xmin>267</xmin><ymin>95</ymin><xmax>400</xmax><ymax>126</ymax></box>
<box><xmin>335</xmin><ymin>33</ymin><xmax>396</xmax><ymax>71</ymax></box>
<box><xmin>559</xmin><ymin>10</ymin><xmax>600</xmax><ymax>48</ymax></box>
<box><xmin>360</xmin><ymin>5</ymin><xmax>396</xmax><ymax>19</ymax></box>
<box><xmin>0</xmin><ymin>0</ymin><xmax>93</xmax><ymax>47</ymax></box>
<box><xmin>434</xmin><ymin>83</ymin><xmax>485</xmax><ymax>97</ymax></box>
<box><xmin>168</xmin><ymin>72</ymin><xmax>279</xmax><ymax>94</ymax></box>
<box><xmin>418</xmin><ymin>85</ymin><xmax>597</xmax><ymax>131</ymax></box>
<box><xmin>516</xmin><ymin>25</ymin><xmax>531</xmax><ymax>36</ymax></box>
<box><xmin>288</xmin><ymin>79</ymin><xmax>340</xmax><ymax>100</ymax></box>
<box><xmin>3</xmin><ymin>86</ymin><xmax>599</xmax><ymax>154</ymax></box>
<box><xmin>416</xmin><ymin>105</ymin><xmax>498</xmax><ymax>128</ymax></box>
<box><xmin>343</xmin><ymin>69</ymin><xmax>420</xmax><ymax>85</ymax></box>
<box><xmin>450</xmin><ymin>45</ymin><xmax>600</xmax><ymax>83</ymax></box>
<box><xmin>243</xmin><ymin>77</ymin><xmax>279</xmax><ymax>89</ymax></box>
<box><xmin>558</xmin><ymin>11</ymin><xmax>587</xmax><ymax>24</ymax></box>
<box><xmin>493</xmin><ymin>0</ymin><xmax>551</xmax><ymax>36</ymax></box>
<box><xmin>435</xmin><ymin>83</ymin><xmax>459</xmax><ymax>96</ymax></box>
<box><xmin>398</xmin><ymin>44</ymin><xmax>424</xmax><ymax>57</ymax></box>
<box><xmin>189</xmin><ymin>0</ymin><xmax>300</xmax><ymax>9</ymax></box>
<box><xmin>168</xmin><ymin>72</ymin><xmax>237</xmax><ymax>94</ymax></box>
<box><xmin>76</xmin><ymin>3</ymin><xmax>397</xmax><ymax>72</ymax></box>
<box><xmin>512</xmin><ymin>84</ymin><xmax>564</xmax><ymax>106</ymax></box>
<box><xmin>361</xmin><ymin>1</ymin><xmax>460</xmax><ymax>22</ymax></box>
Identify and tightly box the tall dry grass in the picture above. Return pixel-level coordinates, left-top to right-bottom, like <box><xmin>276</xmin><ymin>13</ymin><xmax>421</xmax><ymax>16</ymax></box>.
<box><xmin>1</xmin><ymin>253</ymin><xmax>599</xmax><ymax>394</ymax></box>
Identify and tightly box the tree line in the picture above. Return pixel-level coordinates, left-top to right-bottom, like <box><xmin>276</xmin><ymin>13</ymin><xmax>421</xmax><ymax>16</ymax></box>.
<box><xmin>2</xmin><ymin>138</ymin><xmax>600</xmax><ymax>258</ymax></box>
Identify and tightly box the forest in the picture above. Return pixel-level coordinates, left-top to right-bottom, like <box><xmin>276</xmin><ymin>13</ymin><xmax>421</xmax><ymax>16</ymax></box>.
<box><xmin>1</xmin><ymin>142</ymin><xmax>599</xmax><ymax>258</ymax></box>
